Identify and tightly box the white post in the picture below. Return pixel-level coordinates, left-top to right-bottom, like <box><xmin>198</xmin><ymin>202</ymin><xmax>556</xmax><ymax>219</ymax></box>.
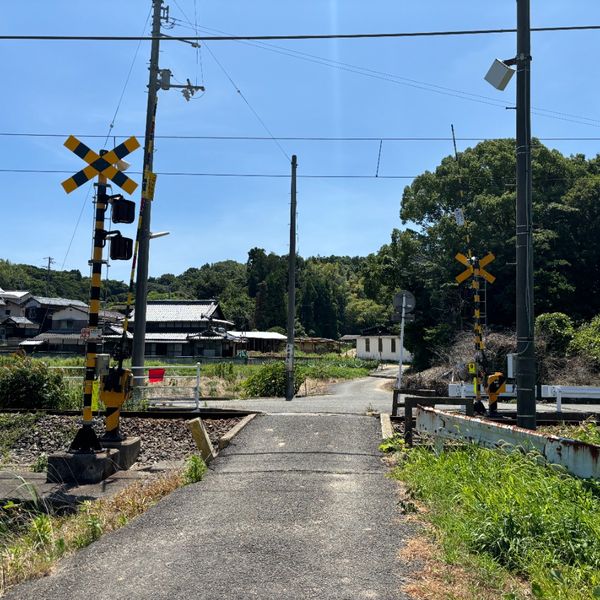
<box><xmin>396</xmin><ymin>295</ymin><xmax>406</xmax><ymax>391</ymax></box>
<box><xmin>556</xmin><ymin>388</ymin><xmax>562</xmax><ymax>413</ymax></box>
<box><xmin>195</xmin><ymin>362</ymin><xmax>201</xmax><ymax>411</ymax></box>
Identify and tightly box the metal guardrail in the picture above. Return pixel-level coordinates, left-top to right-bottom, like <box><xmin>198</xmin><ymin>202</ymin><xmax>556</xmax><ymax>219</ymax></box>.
<box><xmin>415</xmin><ymin>405</ymin><xmax>600</xmax><ymax>479</ymax></box>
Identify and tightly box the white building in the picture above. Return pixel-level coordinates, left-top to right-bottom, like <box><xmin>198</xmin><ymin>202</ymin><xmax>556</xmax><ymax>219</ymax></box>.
<box><xmin>356</xmin><ymin>334</ymin><xmax>412</xmax><ymax>363</ymax></box>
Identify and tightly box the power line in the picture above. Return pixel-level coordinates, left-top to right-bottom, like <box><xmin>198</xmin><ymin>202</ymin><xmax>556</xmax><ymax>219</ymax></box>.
<box><xmin>3</xmin><ymin>131</ymin><xmax>600</xmax><ymax>142</ymax></box>
<box><xmin>0</xmin><ymin>168</ymin><xmax>417</xmax><ymax>179</ymax></box>
<box><xmin>3</xmin><ymin>25</ymin><xmax>600</xmax><ymax>42</ymax></box>
<box><xmin>1</xmin><ymin>168</ymin><xmax>595</xmax><ymax>184</ymax></box>
<box><xmin>202</xmin><ymin>43</ymin><xmax>291</xmax><ymax>161</ymax></box>
<box><xmin>170</xmin><ymin>20</ymin><xmax>600</xmax><ymax>128</ymax></box>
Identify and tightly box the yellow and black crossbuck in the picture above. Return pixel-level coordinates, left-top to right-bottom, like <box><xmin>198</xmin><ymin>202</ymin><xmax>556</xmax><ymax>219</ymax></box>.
<box><xmin>61</xmin><ymin>135</ymin><xmax>140</xmax><ymax>194</ymax></box>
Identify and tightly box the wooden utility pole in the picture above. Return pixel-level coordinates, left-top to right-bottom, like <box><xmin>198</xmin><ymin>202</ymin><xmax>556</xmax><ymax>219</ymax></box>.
<box><xmin>285</xmin><ymin>155</ymin><xmax>298</xmax><ymax>401</ymax></box>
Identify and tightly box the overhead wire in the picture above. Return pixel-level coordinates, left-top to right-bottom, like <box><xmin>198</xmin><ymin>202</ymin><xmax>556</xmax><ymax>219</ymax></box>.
<box><xmin>3</xmin><ymin>131</ymin><xmax>600</xmax><ymax>142</ymax></box>
<box><xmin>170</xmin><ymin>19</ymin><xmax>600</xmax><ymax>128</ymax></box>
<box><xmin>59</xmin><ymin>7</ymin><xmax>152</xmax><ymax>270</ymax></box>
<box><xmin>203</xmin><ymin>42</ymin><xmax>291</xmax><ymax>162</ymax></box>
<box><xmin>3</xmin><ymin>24</ymin><xmax>600</xmax><ymax>41</ymax></box>
<box><xmin>167</xmin><ymin>4</ymin><xmax>291</xmax><ymax>162</ymax></box>
<box><xmin>1</xmin><ymin>167</ymin><xmax>595</xmax><ymax>185</ymax></box>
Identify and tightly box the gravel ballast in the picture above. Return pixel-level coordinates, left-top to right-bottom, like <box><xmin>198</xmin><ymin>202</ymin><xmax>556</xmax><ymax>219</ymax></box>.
<box><xmin>3</xmin><ymin>415</ymin><xmax>241</xmax><ymax>467</ymax></box>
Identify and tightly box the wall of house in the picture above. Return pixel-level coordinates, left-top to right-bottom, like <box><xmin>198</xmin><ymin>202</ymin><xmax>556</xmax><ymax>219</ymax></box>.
<box><xmin>2</xmin><ymin>301</ymin><xmax>27</xmax><ymax>318</ymax></box>
<box><xmin>51</xmin><ymin>307</ymin><xmax>88</xmax><ymax>331</ymax></box>
<box><xmin>356</xmin><ymin>336</ymin><xmax>412</xmax><ymax>362</ymax></box>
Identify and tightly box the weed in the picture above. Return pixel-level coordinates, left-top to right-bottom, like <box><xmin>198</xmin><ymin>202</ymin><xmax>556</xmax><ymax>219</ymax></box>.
<box><xmin>31</xmin><ymin>454</ymin><xmax>48</xmax><ymax>474</ymax></box>
<box><xmin>183</xmin><ymin>455</ymin><xmax>207</xmax><ymax>484</ymax></box>
<box><xmin>27</xmin><ymin>515</ymin><xmax>52</xmax><ymax>548</ymax></box>
<box><xmin>393</xmin><ymin>444</ymin><xmax>600</xmax><ymax>599</ymax></box>
<box><xmin>379</xmin><ymin>434</ymin><xmax>406</xmax><ymax>453</ymax></box>
<box><xmin>0</xmin><ymin>470</ymin><xmax>184</xmax><ymax>594</ymax></box>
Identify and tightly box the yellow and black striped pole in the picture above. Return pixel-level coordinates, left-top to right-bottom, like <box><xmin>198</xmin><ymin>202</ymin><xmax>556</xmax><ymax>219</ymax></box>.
<box><xmin>69</xmin><ymin>164</ymin><xmax>109</xmax><ymax>453</ymax></box>
<box><xmin>472</xmin><ymin>256</ymin><xmax>485</xmax><ymax>402</ymax></box>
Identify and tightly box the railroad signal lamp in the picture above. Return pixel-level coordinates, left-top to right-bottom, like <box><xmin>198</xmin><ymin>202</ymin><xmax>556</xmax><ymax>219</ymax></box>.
<box><xmin>110</xmin><ymin>194</ymin><xmax>136</xmax><ymax>224</ymax></box>
<box><xmin>109</xmin><ymin>233</ymin><xmax>133</xmax><ymax>261</ymax></box>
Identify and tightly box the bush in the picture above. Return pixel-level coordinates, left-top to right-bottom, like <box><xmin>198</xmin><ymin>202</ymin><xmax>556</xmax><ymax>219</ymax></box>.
<box><xmin>569</xmin><ymin>315</ymin><xmax>600</xmax><ymax>368</ymax></box>
<box><xmin>243</xmin><ymin>361</ymin><xmax>305</xmax><ymax>397</ymax></box>
<box><xmin>535</xmin><ymin>312</ymin><xmax>575</xmax><ymax>355</ymax></box>
<box><xmin>0</xmin><ymin>355</ymin><xmax>69</xmax><ymax>409</ymax></box>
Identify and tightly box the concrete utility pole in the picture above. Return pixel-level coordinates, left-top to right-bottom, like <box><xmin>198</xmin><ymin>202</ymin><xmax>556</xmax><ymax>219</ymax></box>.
<box><xmin>43</xmin><ymin>256</ymin><xmax>55</xmax><ymax>296</ymax></box>
<box><xmin>132</xmin><ymin>0</ymin><xmax>163</xmax><ymax>380</ymax></box>
<box><xmin>515</xmin><ymin>0</ymin><xmax>536</xmax><ymax>429</ymax></box>
<box><xmin>285</xmin><ymin>155</ymin><xmax>298</xmax><ymax>401</ymax></box>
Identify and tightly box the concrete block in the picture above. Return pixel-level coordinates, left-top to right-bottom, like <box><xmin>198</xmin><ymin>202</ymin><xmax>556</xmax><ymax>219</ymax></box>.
<box><xmin>187</xmin><ymin>418</ymin><xmax>216</xmax><ymax>463</ymax></box>
<box><xmin>218</xmin><ymin>413</ymin><xmax>258</xmax><ymax>450</ymax></box>
<box><xmin>380</xmin><ymin>413</ymin><xmax>394</xmax><ymax>440</ymax></box>
<box><xmin>101</xmin><ymin>437</ymin><xmax>141</xmax><ymax>470</ymax></box>
<box><xmin>47</xmin><ymin>449</ymin><xmax>119</xmax><ymax>485</ymax></box>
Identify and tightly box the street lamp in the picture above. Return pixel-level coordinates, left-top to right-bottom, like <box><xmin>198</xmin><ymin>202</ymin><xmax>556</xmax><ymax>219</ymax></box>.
<box><xmin>149</xmin><ymin>231</ymin><xmax>170</xmax><ymax>240</ymax></box>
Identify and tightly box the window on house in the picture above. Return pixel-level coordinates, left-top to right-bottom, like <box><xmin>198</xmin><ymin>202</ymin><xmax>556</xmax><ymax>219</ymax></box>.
<box><xmin>365</xmin><ymin>338</ymin><xmax>370</xmax><ymax>352</ymax></box>
<box><xmin>378</xmin><ymin>338</ymin><xmax>383</xmax><ymax>353</ymax></box>
<box><xmin>391</xmin><ymin>338</ymin><xmax>396</xmax><ymax>353</ymax></box>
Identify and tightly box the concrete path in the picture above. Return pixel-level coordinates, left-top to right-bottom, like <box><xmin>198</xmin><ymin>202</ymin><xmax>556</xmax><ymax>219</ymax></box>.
<box><xmin>6</xmin><ymin>413</ymin><xmax>415</xmax><ymax>600</ymax></box>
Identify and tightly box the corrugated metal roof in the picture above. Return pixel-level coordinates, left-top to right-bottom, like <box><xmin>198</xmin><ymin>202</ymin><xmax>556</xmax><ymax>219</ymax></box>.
<box><xmin>0</xmin><ymin>291</ymin><xmax>31</xmax><ymax>304</ymax></box>
<box><xmin>32</xmin><ymin>333</ymin><xmax>85</xmax><ymax>342</ymax></box>
<box><xmin>228</xmin><ymin>331</ymin><xmax>287</xmax><ymax>340</ymax></box>
<box><xmin>130</xmin><ymin>300</ymin><xmax>219</xmax><ymax>323</ymax></box>
<box><xmin>3</xmin><ymin>316</ymin><xmax>36</xmax><ymax>326</ymax></box>
<box><xmin>32</xmin><ymin>296</ymin><xmax>88</xmax><ymax>308</ymax></box>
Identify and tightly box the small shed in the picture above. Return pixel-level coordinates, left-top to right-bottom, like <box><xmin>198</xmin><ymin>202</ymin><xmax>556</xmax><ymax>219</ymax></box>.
<box><xmin>228</xmin><ymin>331</ymin><xmax>286</xmax><ymax>353</ymax></box>
<box><xmin>295</xmin><ymin>337</ymin><xmax>339</xmax><ymax>354</ymax></box>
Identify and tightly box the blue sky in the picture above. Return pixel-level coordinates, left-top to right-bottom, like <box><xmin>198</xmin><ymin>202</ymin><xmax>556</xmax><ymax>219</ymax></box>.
<box><xmin>2</xmin><ymin>1</ymin><xmax>600</xmax><ymax>282</ymax></box>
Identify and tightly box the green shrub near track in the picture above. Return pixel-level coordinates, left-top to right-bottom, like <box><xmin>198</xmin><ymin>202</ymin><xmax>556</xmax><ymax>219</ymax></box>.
<box><xmin>394</xmin><ymin>445</ymin><xmax>600</xmax><ymax>599</ymax></box>
<box><xmin>0</xmin><ymin>355</ymin><xmax>70</xmax><ymax>410</ymax></box>
<box><xmin>242</xmin><ymin>362</ymin><xmax>304</xmax><ymax>397</ymax></box>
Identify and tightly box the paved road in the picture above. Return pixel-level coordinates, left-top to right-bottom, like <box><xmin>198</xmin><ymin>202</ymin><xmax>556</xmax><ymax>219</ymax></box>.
<box><xmin>206</xmin><ymin>375</ymin><xmax>396</xmax><ymax>415</ymax></box>
<box><xmin>7</xmin><ymin>413</ymin><xmax>415</xmax><ymax>600</ymax></box>
<box><xmin>204</xmin><ymin>372</ymin><xmax>600</xmax><ymax>416</ymax></box>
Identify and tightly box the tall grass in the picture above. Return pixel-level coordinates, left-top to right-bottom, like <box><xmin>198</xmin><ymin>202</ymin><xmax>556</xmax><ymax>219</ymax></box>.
<box><xmin>542</xmin><ymin>418</ymin><xmax>600</xmax><ymax>446</ymax></box>
<box><xmin>394</xmin><ymin>445</ymin><xmax>600</xmax><ymax>599</ymax></box>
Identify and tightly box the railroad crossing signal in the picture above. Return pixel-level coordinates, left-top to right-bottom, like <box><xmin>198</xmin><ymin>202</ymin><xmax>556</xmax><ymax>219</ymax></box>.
<box><xmin>61</xmin><ymin>135</ymin><xmax>140</xmax><ymax>194</ymax></box>
<box><xmin>455</xmin><ymin>252</ymin><xmax>496</xmax><ymax>284</ymax></box>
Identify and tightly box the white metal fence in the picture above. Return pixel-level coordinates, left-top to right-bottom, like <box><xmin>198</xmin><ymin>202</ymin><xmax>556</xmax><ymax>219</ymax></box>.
<box><xmin>50</xmin><ymin>363</ymin><xmax>208</xmax><ymax>410</ymax></box>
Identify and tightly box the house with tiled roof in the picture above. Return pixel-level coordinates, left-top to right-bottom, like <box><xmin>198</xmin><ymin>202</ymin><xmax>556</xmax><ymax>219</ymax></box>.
<box><xmin>129</xmin><ymin>300</ymin><xmax>241</xmax><ymax>358</ymax></box>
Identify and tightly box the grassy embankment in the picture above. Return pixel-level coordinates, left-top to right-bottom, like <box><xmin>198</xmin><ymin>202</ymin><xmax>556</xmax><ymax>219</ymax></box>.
<box><xmin>387</xmin><ymin>427</ymin><xmax>600</xmax><ymax>599</ymax></box>
<box><xmin>0</xmin><ymin>455</ymin><xmax>206</xmax><ymax>595</ymax></box>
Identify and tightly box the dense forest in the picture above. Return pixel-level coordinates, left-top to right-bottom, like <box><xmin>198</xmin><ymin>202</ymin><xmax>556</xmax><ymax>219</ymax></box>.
<box><xmin>2</xmin><ymin>139</ymin><xmax>600</xmax><ymax>367</ymax></box>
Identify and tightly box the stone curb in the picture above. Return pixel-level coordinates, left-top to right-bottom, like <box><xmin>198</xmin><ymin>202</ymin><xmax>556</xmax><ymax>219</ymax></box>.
<box><xmin>218</xmin><ymin>413</ymin><xmax>259</xmax><ymax>450</ymax></box>
<box><xmin>380</xmin><ymin>413</ymin><xmax>394</xmax><ymax>440</ymax></box>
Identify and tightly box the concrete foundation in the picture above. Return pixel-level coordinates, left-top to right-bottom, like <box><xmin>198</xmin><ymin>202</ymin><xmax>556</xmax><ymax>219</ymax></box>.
<box><xmin>47</xmin><ymin>449</ymin><xmax>119</xmax><ymax>485</ymax></box>
<box><xmin>101</xmin><ymin>437</ymin><xmax>141</xmax><ymax>470</ymax></box>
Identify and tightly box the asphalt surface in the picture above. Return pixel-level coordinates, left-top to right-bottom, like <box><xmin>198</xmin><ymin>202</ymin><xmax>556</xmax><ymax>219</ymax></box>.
<box><xmin>206</xmin><ymin>375</ymin><xmax>396</xmax><ymax>415</ymax></box>
<box><xmin>6</xmin><ymin>412</ymin><xmax>415</xmax><ymax>600</ymax></box>
<box><xmin>204</xmin><ymin>373</ymin><xmax>600</xmax><ymax>416</ymax></box>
